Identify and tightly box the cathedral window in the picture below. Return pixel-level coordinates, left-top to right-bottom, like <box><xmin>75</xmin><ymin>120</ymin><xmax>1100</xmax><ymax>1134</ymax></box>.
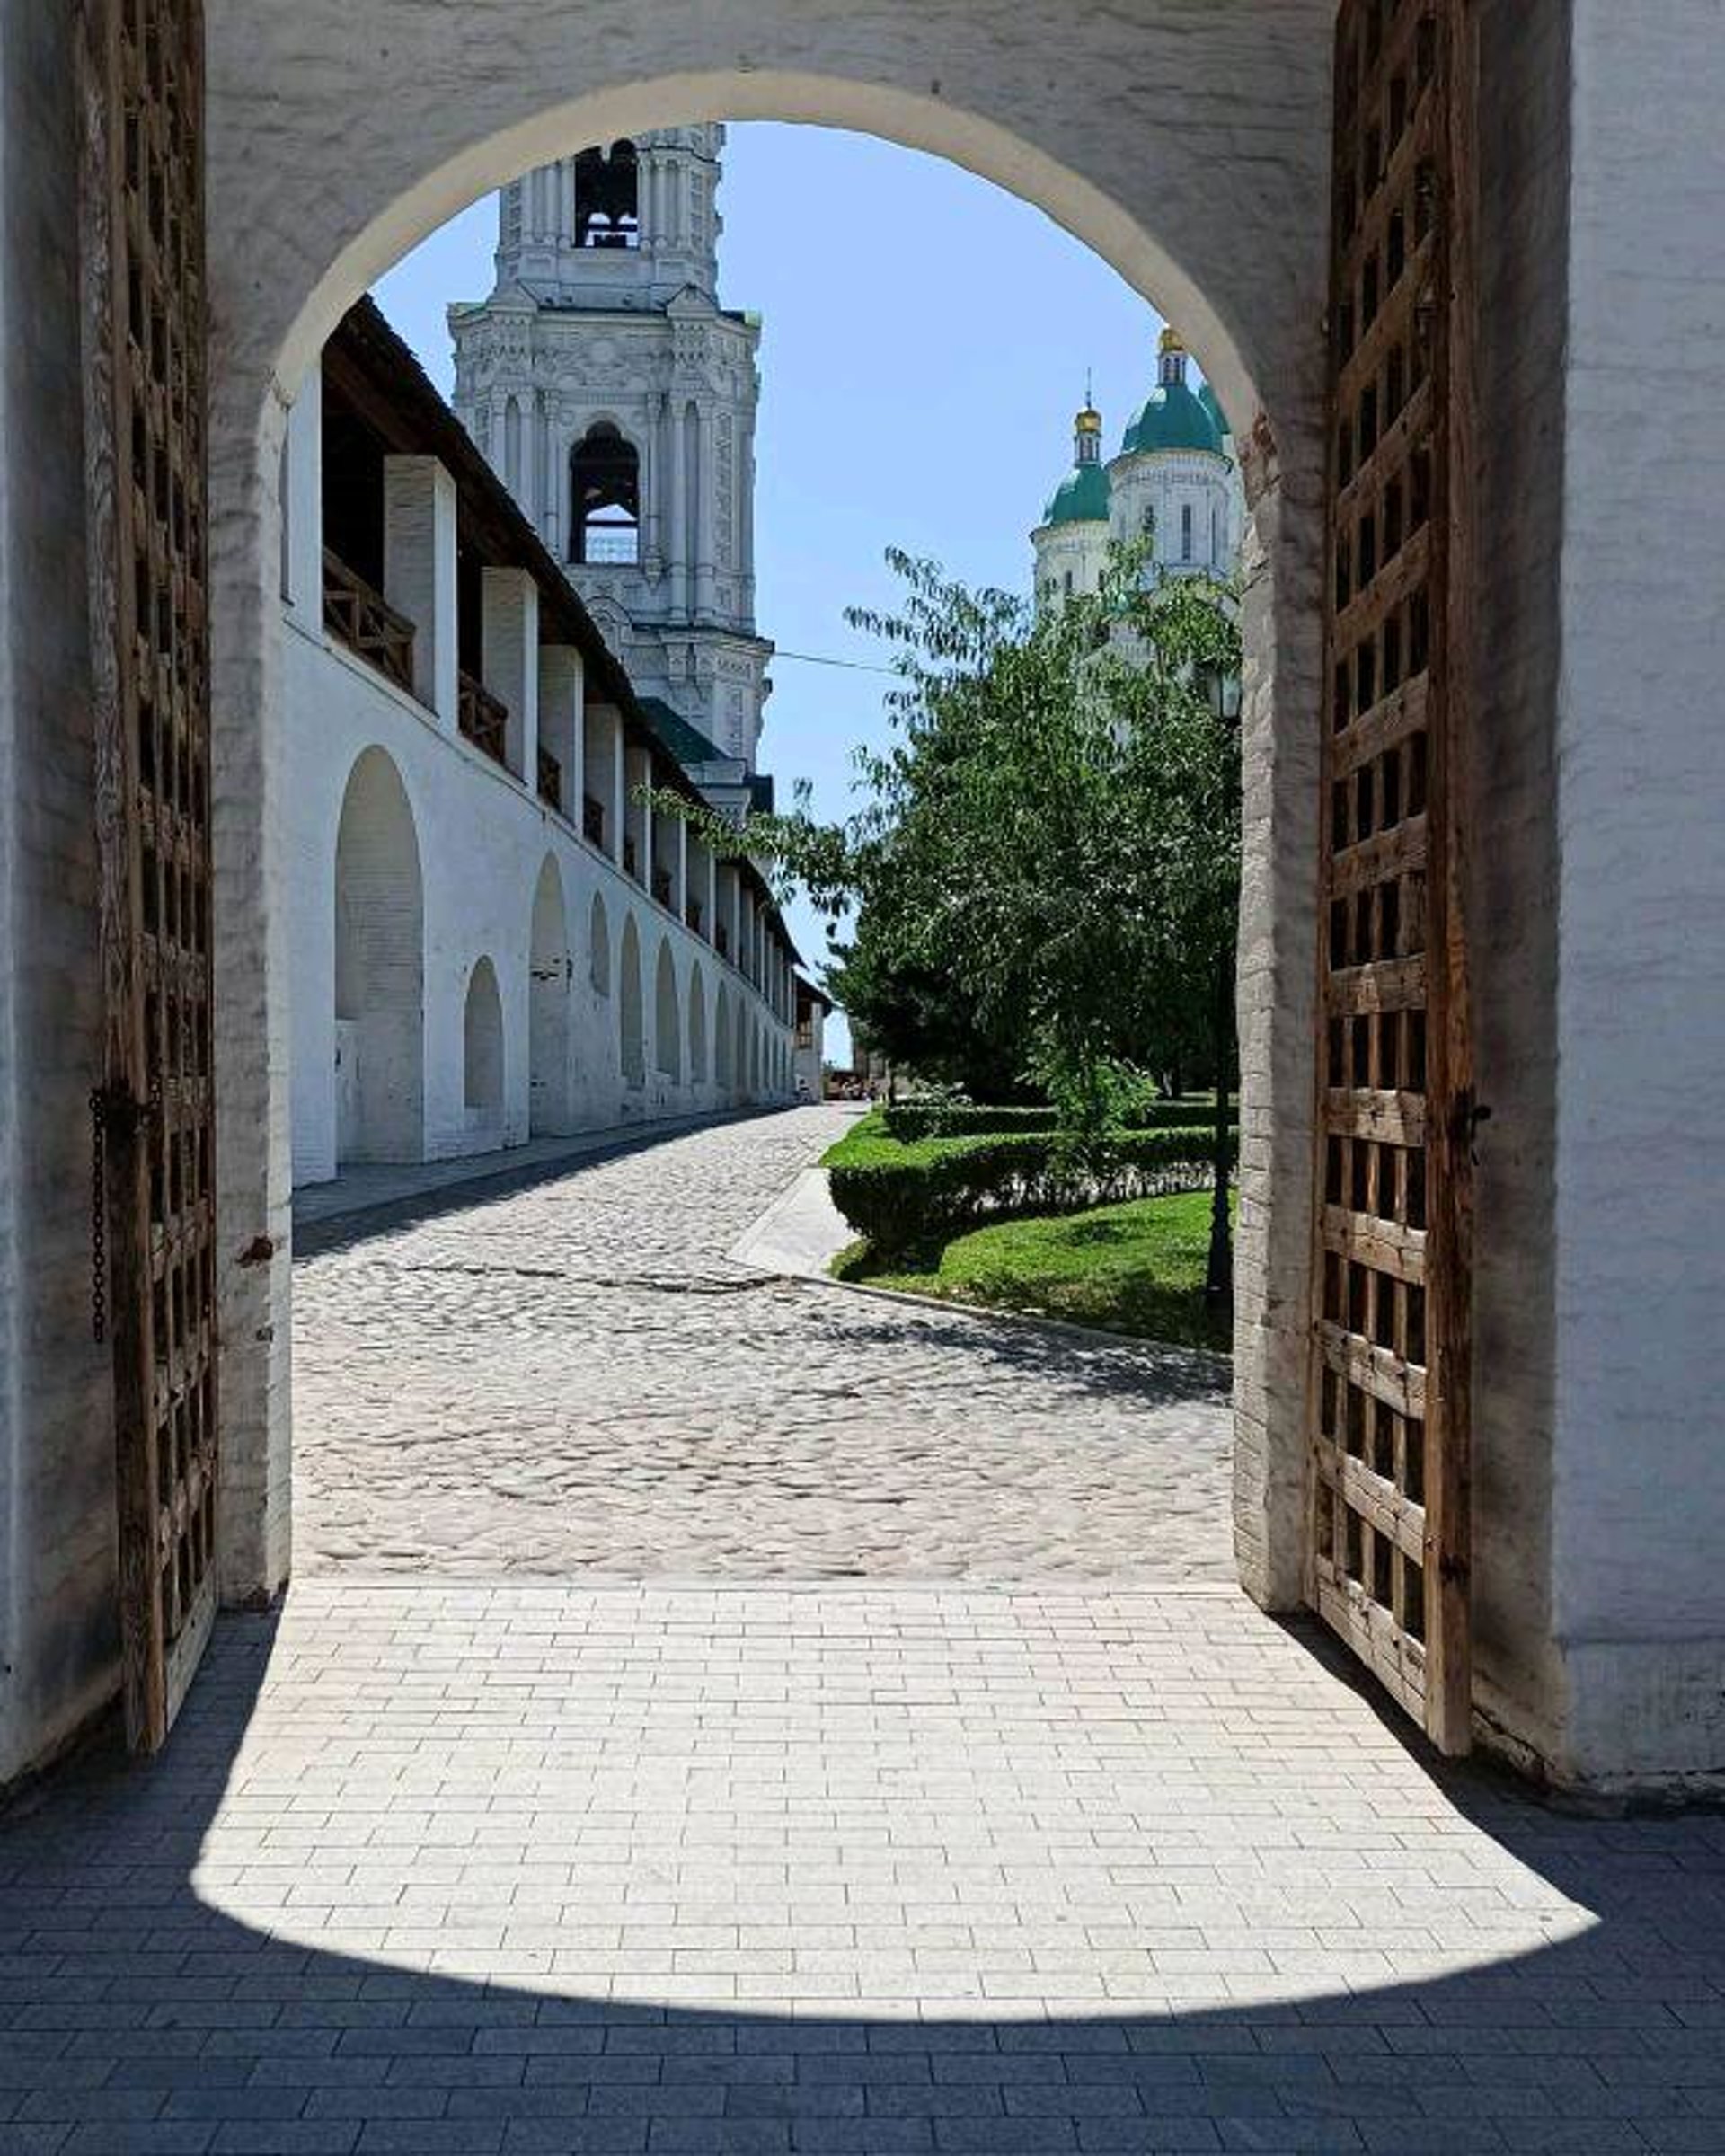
<box><xmin>1141</xmin><ymin>504</ymin><xmax>1156</xmax><ymax>542</ymax></box>
<box><xmin>1181</xmin><ymin>502</ymin><xmax>1194</xmax><ymax>561</ymax></box>
<box><xmin>574</xmin><ymin>142</ymin><xmax>640</xmax><ymax>250</ymax></box>
<box><xmin>570</xmin><ymin>424</ymin><xmax>641</xmax><ymax>564</ymax></box>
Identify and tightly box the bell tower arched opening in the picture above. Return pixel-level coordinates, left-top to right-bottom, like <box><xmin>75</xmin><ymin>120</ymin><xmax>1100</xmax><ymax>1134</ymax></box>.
<box><xmin>570</xmin><ymin>424</ymin><xmax>641</xmax><ymax>566</ymax></box>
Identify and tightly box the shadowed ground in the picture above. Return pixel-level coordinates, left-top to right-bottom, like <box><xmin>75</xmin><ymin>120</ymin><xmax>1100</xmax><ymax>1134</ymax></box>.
<box><xmin>3</xmin><ymin>1587</ymin><xmax>1722</xmax><ymax>2153</ymax></box>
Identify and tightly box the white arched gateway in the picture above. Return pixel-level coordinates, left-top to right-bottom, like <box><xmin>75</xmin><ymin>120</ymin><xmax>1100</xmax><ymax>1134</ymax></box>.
<box><xmin>4</xmin><ymin>0</ymin><xmax>1715</xmax><ymax>1790</ymax></box>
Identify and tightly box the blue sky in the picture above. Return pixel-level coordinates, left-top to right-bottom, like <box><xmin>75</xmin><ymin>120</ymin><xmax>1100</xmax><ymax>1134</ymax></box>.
<box><xmin>374</xmin><ymin>123</ymin><xmax>1164</xmax><ymax>1062</ymax></box>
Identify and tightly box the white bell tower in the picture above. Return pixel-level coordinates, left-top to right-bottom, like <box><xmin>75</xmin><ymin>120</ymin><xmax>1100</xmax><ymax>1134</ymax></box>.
<box><xmin>451</xmin><ymin>128</ymin><xmax>773</xmax><ymax>774</ymax></box>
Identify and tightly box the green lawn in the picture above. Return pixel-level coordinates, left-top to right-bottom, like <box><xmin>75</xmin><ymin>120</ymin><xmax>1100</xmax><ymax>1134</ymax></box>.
<box><xmin>833</xmin><ymin>1186</ymin><xmax>1234</xmax><ymax>1353</ymax></box>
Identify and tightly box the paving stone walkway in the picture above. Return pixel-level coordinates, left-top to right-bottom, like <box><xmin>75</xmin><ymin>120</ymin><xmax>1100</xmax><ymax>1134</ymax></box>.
<box><xmin>10</xmin><ymin>1112</ymin><xmax>1721</xmax><ymax>2153</ymax></box>
<box><xmin>5</xmin><ymin>1586</ymin><xmax>1724</xmax><ymax>2155</ymax></box>
<box><xmin>290</xmin><ymin>1108</ymin><xmax>1234</xmax><ymax>1582</ymax></box>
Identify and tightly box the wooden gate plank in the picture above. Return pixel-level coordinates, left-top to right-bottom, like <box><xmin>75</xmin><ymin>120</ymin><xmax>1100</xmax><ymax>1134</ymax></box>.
<box><xmin>78</xmin><ymin>0</ymin><xmax>219</xmax><ymax>1756</ymax></box>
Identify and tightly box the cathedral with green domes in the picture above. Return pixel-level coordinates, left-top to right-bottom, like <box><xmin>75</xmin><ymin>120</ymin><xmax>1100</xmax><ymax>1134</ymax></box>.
<box><xmin>1031</xmin><ymin>328</ymin><xmax>1243</xmax><ymax>610</ymax></box>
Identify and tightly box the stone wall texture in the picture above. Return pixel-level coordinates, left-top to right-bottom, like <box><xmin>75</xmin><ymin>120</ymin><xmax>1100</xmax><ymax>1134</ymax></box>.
<box><xmin>0</xmin><ymin>6</ymin><xmax>122</xmax><ymax>1780</ymax></box>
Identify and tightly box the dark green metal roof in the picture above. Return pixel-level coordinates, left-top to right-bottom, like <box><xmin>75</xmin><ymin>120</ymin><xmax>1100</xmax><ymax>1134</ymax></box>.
<box><xmin>1119</xmin><ymin>379</ymin><xmax>1225</xmax><ymax>458</ymax></box>
<box><xmin>638</xmin><ymin>695</ymin><xmax>728</xmax><ymax>768</ymax></box>
<box><xmin>1041</xmin><ymin>461</ymin><xmax>1112</xmax><ymax>526</ymax></box>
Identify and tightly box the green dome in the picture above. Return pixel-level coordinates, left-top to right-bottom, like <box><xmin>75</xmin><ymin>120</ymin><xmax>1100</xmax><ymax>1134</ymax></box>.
<box><xmin>1198</xmin><ymin>382</ymin><xmax>1230</xmax><ymax>442</ymax></box>
<box><xmin>1041</xmin><ymin>460</ymin><xmax>1111</xmax><ymax>526</ymax></box>
<box><xmin>1119</xmin><ymin>378</ymin><xmax>1225</xmax><ymax>458</ymax></box>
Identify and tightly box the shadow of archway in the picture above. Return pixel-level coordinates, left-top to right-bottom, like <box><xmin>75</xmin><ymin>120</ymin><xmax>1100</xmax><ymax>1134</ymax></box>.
<box><xmin>6</xmin><ymin>1595</ymin><xmax>1722</xmax><ymax>2154</ymax></box>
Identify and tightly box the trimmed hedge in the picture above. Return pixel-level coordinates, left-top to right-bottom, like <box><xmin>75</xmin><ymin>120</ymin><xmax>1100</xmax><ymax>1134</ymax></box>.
<box><xmin>880</xmin><ymin>1099</ymin><xmax>1220</xmax><ymax>1142</ymax></box>
<box><xmin>828</xmin><ymin>1125</ymin><xmax>1233</xmax><ymax>1259</ymax></box>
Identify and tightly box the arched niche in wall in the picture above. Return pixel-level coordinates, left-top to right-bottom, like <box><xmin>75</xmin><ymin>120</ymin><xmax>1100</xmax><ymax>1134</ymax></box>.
<box><xmin>333</xmin><ymin>746</ymin><xmax>425</xmax><ymax>1164</ymax></box>
<box><xmin>463</xmin><ymin>956</ymin><xmax>505</xmax><ymax>1129</ymax></box>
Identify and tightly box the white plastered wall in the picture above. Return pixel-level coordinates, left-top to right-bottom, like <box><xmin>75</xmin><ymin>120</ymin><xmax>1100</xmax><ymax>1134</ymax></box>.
<box><xmin>1541</xmin><ymin>0</ymin><xmax>1725</xmax><ymax>1788</ymax></box>
<box><xmin>284</xmin><ymin>617</ymin><xmax>793</xmax><ymax>1186</ymax></box>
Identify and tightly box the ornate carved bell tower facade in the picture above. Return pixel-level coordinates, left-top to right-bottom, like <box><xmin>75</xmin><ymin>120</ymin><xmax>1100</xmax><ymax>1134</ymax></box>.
<box><xmin>450</xmin><ymin>128</ymin><xmax>772</xmax><ymax>772</ymax></box>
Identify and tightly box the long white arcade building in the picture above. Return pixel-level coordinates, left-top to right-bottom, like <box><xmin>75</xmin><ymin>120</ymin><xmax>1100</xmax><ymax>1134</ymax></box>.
<box><xmin>281</xmin><ymin>301</ymin><xmax>801</xmax><ymax>1187</ymax></box>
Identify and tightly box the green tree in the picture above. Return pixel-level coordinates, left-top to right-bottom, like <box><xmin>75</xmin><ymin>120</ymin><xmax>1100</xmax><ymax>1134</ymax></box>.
<box><xmin>648</xmin><ymin>544</ymin><xmax>1243</xmax><ymax>1297</ymax></box>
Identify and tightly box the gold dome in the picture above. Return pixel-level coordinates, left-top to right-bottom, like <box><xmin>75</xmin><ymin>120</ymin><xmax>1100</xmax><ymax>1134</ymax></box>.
<box><xmin>1075</xmin><ymin>403</ymin><xmax>1102</xmax><ymax>435</ymax></box>
<box><xmin>1158</xmin><ymin>324</ymin><xmax>1186</xmax><ymax>357</ymax></box>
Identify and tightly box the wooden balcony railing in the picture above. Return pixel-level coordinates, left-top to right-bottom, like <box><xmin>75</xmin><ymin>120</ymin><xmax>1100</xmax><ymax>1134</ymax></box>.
<box><xmin>583</xmin><ymin>794</ymin><xmax>606</xmax><ymax>847</ymax></box>
<box><xmin>537</xmin><ymin>747</ymin><xmax>562</xmax><ymax>813</ymax></box>
<box><xmin>686</xmin><ymin>896</ymin><xmax>704</xmax><ymax>937</ymax></box>
<box><xmin>623</xmin><ymin>835</ymin><xmax>638</xmax><ymax>880</ymax></box>
<box><xmin>323</xmin><ymin>549</ymin><xmax>414</xmax><ymax>694</ymax></box>
<box><xmin>652</xmin><ymin>867</ymin><xmax>673</xmax><ymax>910</ymax></box>
<box><xmin>458</xmin><ymin>671</ymin><xmax>508</xmax><ymax>765</ymax></box>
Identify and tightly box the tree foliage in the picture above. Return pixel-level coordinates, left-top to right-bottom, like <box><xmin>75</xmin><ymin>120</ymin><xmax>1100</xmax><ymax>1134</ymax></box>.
<box><xmin>647</xmin><ymin>543</ymin><xmax>1243</xmax><ymax>1290</ymax></box>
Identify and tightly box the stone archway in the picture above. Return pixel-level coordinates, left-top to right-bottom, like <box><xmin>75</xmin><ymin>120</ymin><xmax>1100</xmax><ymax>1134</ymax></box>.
<box><xmin>203</xmin><ymin>13</ymin><xmax>1328</xmax><ymax>1666</ymax></box>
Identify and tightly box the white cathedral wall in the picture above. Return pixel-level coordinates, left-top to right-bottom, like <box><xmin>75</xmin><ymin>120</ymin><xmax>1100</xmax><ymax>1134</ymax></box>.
<box><xmin>1031</xmin><ymin>519</ymin><xmax>1109</xmax><ymax>608</ymax></box>
<box><xmin>1106</xmin><ymin>449</ymin><xmax>1238</xmax><ymax>578</ymax></box>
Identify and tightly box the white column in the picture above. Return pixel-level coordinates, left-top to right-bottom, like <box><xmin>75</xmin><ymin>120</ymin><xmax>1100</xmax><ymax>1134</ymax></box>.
<box><xmin>282</xmin><ymin>361</ymin><xmax>323</xmax><ymax>619</ymax></box>
<box><xmin>539</xmin><ymin>401</ymin><xmax>561</xmax><ymax>560</ymax></box>
<box><xmin>694</xmin><ymin>404</ymin><xmax>716</xmax><ymax>618</ymax></box>
<box><xmin>705</xmin><ymin>848</ymin><xmax>718</xmax><ymax>948</ymax></box>
<box><xmin>624</xmin><ymin>743</ymin><xmax>654</xmax><ymax>888</ymax></box>
<box><xmin>739</xmin><ymin>426</ymin><xmax>756</xmax><ymax>601</ymax></box>
<box><xmin>382</xmin><ymin>453</ymin><xmax>457</xmax><ymax>727</ymax></box>
<box><xmin>537</xmin><ymin>645</ymin><xmax>583</xmax><ymax>819</ymax></box>
<box><xmin>669</xmin><ymin>401</ymin><xmax>688</xmax><ymax>616</ymax></box>
<box><xmin>481</xmin><ymin>565</ymin><xmax>539</xmax><ymax>780</ymax></box>
<box><xmin>518</xmin><ymin>393</ymin><xmax>539</xmax><ymax>530</ymax></box>
<box><xmin>641</xmin><ymin>393</ymin><xmax>662</xmax><ymax>565</ymax></box>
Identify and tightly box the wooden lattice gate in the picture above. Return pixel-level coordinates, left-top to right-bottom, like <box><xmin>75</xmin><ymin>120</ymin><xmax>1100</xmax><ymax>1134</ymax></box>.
<box><xmin>79</xmin><ymin>0</ymin><xmax>219</xmax><ymax>1754</ymax></box>
<box><xmin>1307</xmin><ymin>0</ymin><xmax>1476</xmax><ymax>1753</ymax></box>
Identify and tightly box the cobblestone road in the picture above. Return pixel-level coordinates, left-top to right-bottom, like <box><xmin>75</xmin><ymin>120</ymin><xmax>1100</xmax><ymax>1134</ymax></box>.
<box><xmin>292</xmin><ymin>1108</ymin><xmax>1234</xmax><ymax>1580</ymax></box>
